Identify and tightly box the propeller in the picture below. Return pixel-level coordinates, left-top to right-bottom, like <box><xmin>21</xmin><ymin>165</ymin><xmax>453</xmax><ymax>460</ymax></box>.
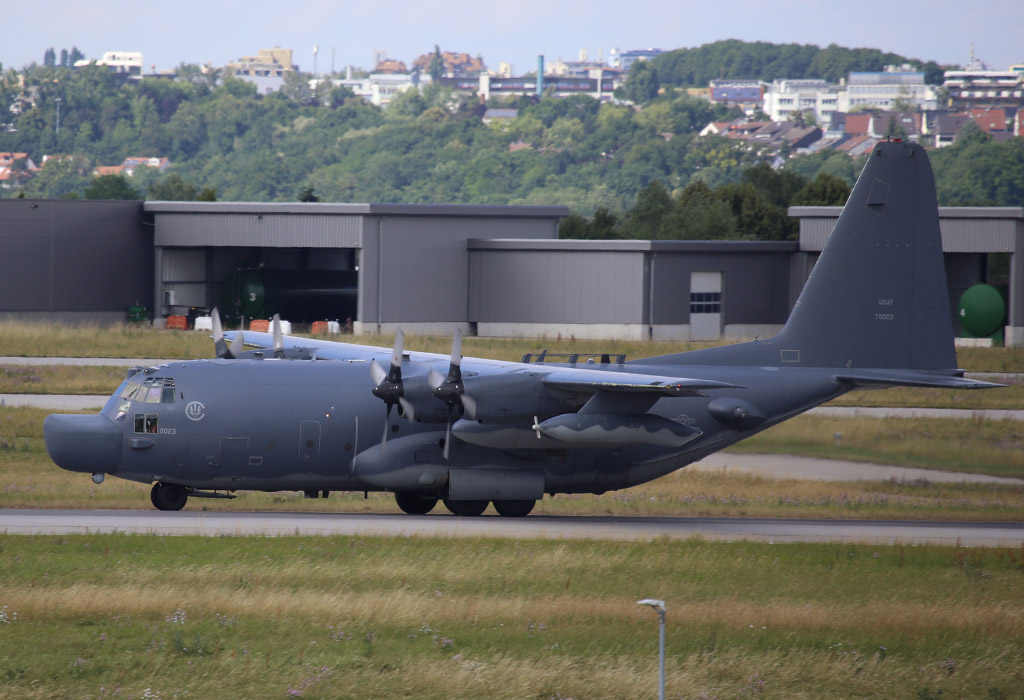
<box><xmin>369</xmin><ymin>329</ymin><xmax>413</xmax><ymax>450</ymax></box>
<box><xmin>229</xmin><ymin>329</ymin><xmax>246</xmax><ymax>359</ymax></box>
<box><xmin>531</xmin><ymin>416</ymin><xmax>543</xmax><ymax>439</ymax></box>
<box><xmin>212</xmin><ymin>308</ymin><xmax>230</xmax><ymax>358</ymax></box>
<box><xmin>429</xmin><ymin>329</ymin><xmax>476</xmax><ymax>459</ymax></box>
<box><xmin>272</xmin><ymin>314</ymin><xmax>285</xmax><ymax>359</ymax></box>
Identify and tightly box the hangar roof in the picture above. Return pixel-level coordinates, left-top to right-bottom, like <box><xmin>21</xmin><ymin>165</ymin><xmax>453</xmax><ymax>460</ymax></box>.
<box><xmin>468</xmin><ymin>239</ymin><xmax>798</xmax><ymax>252</ymax></box>
<box><xmin>143</xmin><ymin>201</ymin><xmax>569</xmax><ymax>218</ymax></box>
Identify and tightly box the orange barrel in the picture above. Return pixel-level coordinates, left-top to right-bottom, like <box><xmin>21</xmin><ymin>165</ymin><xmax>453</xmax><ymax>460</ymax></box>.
<box><xmin>311</xmin><ymin>321</ymin><xmax>329</xmax><ymax>335</ymax></box>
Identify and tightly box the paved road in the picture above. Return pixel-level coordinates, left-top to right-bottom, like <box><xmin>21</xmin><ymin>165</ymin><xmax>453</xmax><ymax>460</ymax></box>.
<box><xmin>811</xmin><ymin>406</ymin><xmax>1024</xmax><ymax>421</ymax></box>
<box><xmin>1</xmin><ymin>509</ymin><xmax>1021</xmax><ymax>546</ymax></box>
<box><xmin>693</xmin><ymin>453</ymin><xmax>1024</xmax><ymax>485</ymax></box>
<box><xmin>0</xmin><ymin>357</ymin><xmax>176</xmax><ymax>366</ymax></box>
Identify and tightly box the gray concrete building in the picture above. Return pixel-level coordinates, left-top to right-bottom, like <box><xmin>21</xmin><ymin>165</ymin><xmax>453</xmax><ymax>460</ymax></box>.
<box><xmin>0</xmin><ymin>199</ymin><xmax>151</xmax><ymax>323</ymax></box>
<box><xmin>1</xmin><ymin>199</ymin><xmax>1021</xmax><ymax>346</ymax></box>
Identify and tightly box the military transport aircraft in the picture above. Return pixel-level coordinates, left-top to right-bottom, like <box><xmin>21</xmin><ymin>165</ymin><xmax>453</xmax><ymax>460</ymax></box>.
<box><xmin>44</xmin><ymin>142</ymin><xmax>1002</xmax><ymax>516</ymax></box>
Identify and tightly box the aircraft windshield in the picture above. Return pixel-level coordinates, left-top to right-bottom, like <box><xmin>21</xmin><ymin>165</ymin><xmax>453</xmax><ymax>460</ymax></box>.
<box><xmin>119</xmin><ymin>377</ymin><xmax>176</xmax><ymax>404</ymax></box>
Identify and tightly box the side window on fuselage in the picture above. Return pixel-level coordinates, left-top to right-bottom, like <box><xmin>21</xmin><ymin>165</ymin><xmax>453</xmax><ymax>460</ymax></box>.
<box><xmin>134</xmin><ymin>413</ymin><xmax>159</xmax><ymax>433</ymax></box>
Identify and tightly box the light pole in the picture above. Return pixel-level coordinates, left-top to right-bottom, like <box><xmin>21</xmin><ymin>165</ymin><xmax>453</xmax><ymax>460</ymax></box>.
<box><xmin>637</xmin><ymin>598</ymin><xmax>666</xmax><ymax>700</ymax></box>
<box><xmin>54</xmin><ymin>97</ymin><xmax>62</xmax><ymax>135</ymax></box>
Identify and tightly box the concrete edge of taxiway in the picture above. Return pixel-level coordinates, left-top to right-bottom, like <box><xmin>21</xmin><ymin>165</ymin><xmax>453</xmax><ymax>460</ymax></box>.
<box><xmin>1</xmin><ymin>510</ymin><xmax>1022</xmax><ymax>547</ymax></box>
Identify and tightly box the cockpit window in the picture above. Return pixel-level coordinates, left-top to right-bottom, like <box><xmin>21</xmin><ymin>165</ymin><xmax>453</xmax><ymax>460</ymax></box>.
<box><xmin>121</xmin><ymin>378</ymin><xmax>175</xmax><ymax>403</ymax></box>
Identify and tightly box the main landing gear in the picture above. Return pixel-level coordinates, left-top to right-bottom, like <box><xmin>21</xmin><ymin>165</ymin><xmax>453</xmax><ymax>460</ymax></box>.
<box><xmin>150</xmin><ymin>482</ymin><xmax>188</xmax><ymax>511</ymax></box>
<box><xmin>393</xmin><ymin>493</ymin><xmax>536</xmax><ymax>517</ymax></box>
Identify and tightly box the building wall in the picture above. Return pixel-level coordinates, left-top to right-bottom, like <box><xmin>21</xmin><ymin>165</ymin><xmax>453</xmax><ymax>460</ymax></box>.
<box><xmin>0</xmin><ymin>199</ymin><xmax>151</xmax><ymax>322</ymax></box>
<box><xmin>359</xmin><ymin>214</ymin><xmax>560</xmax><ymax>334</ymax></box>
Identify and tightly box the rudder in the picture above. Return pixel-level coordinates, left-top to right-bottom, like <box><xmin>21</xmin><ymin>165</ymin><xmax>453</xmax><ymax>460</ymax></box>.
<box><xmin>772</xmin><ymin>141</ymin><xmax>955</xmax><ymax>370</ymax></box>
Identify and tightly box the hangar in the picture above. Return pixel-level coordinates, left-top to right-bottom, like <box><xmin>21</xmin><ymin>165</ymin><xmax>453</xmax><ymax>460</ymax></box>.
<box><xmin>0</xmin><ymin>199</ymin><xmax>1020</xmax><ymax>346</ymax></box>
<box><xmin>144</xmin><ymin>201</ymin><xmax>565</xmax><ymax>335</ymax></box>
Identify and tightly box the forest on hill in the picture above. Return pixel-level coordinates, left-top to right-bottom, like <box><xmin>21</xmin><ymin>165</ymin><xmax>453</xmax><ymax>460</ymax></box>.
<box><xmin>1</xmin><ymin>39</ymin><xmax>1021</xmax><ymax>242</ymax></box>
<box><xmin>647</xmin><ymin>39</ymin><xmax>949</xmax><ymax>87</ymax></box>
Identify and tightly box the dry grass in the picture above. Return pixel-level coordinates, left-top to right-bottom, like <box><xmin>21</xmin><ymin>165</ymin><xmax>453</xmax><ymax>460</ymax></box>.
<box><xmin>828</xmin><ymin>379</ymin><xmax>1024</xmax><ymax>410</ymax></box>
<box><xmin>2</xmin><ymin>318</ymin><xmax>1023</xmax><ymax>372</ymax></box>
<box><xmin>1</xmin><ymin>534</ymin><xmax>1022</xmax><ymax>699</ymax></box>
<box><xmin>730</xmin><ymin>415</ymin><xmax>1024</xmax><ymax>478</ymax></box>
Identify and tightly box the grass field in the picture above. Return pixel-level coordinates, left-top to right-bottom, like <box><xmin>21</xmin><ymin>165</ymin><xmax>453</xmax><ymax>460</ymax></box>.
<box><xmin>3</xmin><ymin>406</ymin><xmax>1022</xmax><ymax>520</ymax></box>
<box><xmin>1</xmin><ymin>534</ymin><xmax>1022</xmax><ymax>700</ymax></box>
<box><xmin>2</xmin><ymin>319</ymin><xmax>1023</xmax><ymax>372</ymax></box>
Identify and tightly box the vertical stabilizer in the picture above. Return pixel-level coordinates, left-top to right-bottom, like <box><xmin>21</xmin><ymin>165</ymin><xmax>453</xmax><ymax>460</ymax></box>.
<box><xmin>773</xmin><ymin>141</ymin><xmax>955</xmax><ymax>370</ymax></box>
<box><xmin>642</xmin><ymin>141</ymin><xmax>957</xmax><ymax>371</ymax></box>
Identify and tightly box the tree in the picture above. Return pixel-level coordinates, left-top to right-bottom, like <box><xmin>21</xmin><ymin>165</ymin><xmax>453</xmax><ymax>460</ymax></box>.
<box><xmin>622</xmin><ymin>180</ymin><xmax>671</xmax><ymax>238</ymax></box>
<box><xmin>428</xmin><ymin>45</ymin><xmax>444</xmax><ymax>82</ymax></box>
<box><xmin>791</xmin><ymin>173</ymin><xmax>851</xmax><ymax>206</ymax></box>
<box><xmin>69</xmin><ymin>46</ymin><xmax>85</xmax><ymax>65</ymax></box>
<box><xmin>661</xmin><ymin>180</ymin><xmax>737</xmax><ymax>240</ymax></box>
<box><xmin>60</xmin><ymin>48</ymin><xmax>69</xmax><ymax>69</ymax></box>
<box><xmin>741</xmin><ymin>162</ymin><xmax>808</xmax><ymax>208</ymax></box>
<box><xmin>147</xmin><ymin>174</ymin><xmax>198</xmax><ymax>200</ymax></box>
<box><xmin>83</xmin><ymin>174</ymin><xmax>140</xmax><ymax>200</ymax></box>
<box><xmin>624</xmin><ymin>60</ymin><xmax>660</xmax><ymax>104</ymax></box>
<box><xmin>44</xmin><ymin>48</ymin><xmax>56</xmax><ymax>67</ymax></box>
<box><xmin>297</xmin><ymin>185</ymin><xmax>321</xmax><ymax>202</ymax></box>
<box><xmin>21</xmin><ymin>157</ymin><xmax>90</xmax><ymax>199</ymax></box>
<box><xmin>282</xmin><ymin>71</ymin><xmax>314</xmax><ymax>104</ymax></box>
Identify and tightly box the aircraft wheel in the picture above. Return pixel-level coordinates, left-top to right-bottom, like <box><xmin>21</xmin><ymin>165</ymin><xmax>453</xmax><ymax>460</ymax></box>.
<box><xmin>150</xmin><ymin>482</ymin><xmax>188</xmax><ymax>511</ymax></box>
<box><xmin>443</xmin><ymin>499</ymin><xmax>488</xmax><ymax>517</ymax></box>
<box><xmin>492</xmin><ymin>499</ymin><xmax>536</xmax><ymax>517</ymax></box>
<box><xmin>394</xmin><ymin>492</ymin><xmax>438</xmax><ymax>515</ymax></box>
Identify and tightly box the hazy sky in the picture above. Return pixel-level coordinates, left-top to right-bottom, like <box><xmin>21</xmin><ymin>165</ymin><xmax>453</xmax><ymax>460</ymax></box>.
<box><xmin>4</xmin><ymin>0</ymin><xmax>1022</xmax><ymax>74</ymax></box>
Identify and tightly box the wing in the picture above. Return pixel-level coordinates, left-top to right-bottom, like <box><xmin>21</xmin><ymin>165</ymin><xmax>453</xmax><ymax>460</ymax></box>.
<box><xmin>541</xmin><ymin>368</ymin><xmax>741</xmax><ymax>397</ymax></box>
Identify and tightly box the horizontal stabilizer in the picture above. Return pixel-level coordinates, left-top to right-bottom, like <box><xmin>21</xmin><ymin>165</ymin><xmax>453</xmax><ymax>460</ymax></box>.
<box><xmin>541</xmin><ymin>368</ymin><xmax>742</xmax><ymax>396</ymax></box>
<box><xmin>835</xmin><ymin>371</ymin><xmax>1006</xmax><ymax>390</ymax></box>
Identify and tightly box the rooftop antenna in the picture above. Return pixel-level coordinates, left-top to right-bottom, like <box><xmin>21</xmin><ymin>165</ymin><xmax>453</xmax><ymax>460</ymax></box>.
<box><xmin>313</xmin><ymin>45</ymin><xmax>319</xmax><ymax>77</ymax></box>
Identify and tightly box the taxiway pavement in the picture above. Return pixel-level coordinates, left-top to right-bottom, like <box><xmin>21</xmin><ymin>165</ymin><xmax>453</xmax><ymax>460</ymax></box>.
<box><xmin>1</xmin><ymin>509</ymin><xmax>1021</xmax><ymax>546</ymax></box>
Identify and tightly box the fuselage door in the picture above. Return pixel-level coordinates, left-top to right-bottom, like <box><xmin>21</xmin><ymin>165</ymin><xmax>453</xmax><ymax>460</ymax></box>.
<box><xmin>299</xmin><ymin>420</ymin><xmax>321</xmax><ymax>462</ymax></box>
<box><xmin>219</xmin><ymin>438</ymin><xmax>249</xmax><ymax>475</ymax></box>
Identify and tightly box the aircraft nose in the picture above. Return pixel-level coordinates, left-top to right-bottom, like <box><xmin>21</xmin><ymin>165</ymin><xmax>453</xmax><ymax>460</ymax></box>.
<box><xmin>44</xmin><ymin>414</ymin><xmax>122</xmax><ymax>473</ymax></box>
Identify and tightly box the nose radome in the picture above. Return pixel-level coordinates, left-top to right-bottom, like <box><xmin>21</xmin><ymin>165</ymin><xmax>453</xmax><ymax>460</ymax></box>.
<box><xmin>44</xmin><ymin>414</ymin><xmax>122</xmax><ymax>473</ymax></box>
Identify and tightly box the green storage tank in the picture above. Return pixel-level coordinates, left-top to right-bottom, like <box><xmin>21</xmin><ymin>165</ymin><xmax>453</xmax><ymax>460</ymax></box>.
<box><xmin>957</xmin><ymin>283</ymin><xmax>1007</xmax><ymax>340</ymax></box>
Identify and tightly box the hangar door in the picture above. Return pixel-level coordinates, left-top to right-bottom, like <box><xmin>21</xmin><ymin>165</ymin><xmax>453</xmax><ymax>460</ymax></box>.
<box><xmin>689</xmin><ymin>271</ymin><xmax>722</xmax><ymax>341</ymax></box>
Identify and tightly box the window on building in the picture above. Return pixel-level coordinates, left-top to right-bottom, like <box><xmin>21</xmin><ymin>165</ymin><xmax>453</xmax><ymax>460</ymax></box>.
<box><xmin>690</xmin><ymin>292</ymin><xmax>722</xmax><ymax>314</ymax></box>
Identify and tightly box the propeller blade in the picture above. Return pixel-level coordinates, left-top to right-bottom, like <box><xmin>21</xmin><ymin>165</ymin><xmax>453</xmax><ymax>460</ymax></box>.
<box><xmin>390</xmin><ymin>328</ymin><xmax>404</xmax><ymax>373</ymax></box>
<box><xmin>381</xmin><ymin>403</ymin><xmax>393</xmax><ymax>453</ymax></box>
<box><xmin>443</xmin><ymin>405</ymin><xmax>453</xmax><ymax>460</ymax></box>
<box><xmin>450</xmin><ymin>327</ymin><xmax>462</xmax><ymax>368</ymax></box>
<box><xmin>532</xmin><ymin>416</ymin><xmax>542</xmax><ymax>439</ymax></box>
<box><xmin>461</xmin><ymin>392</ymin><xmax>477</xmax><ymax>421</ymax></box>
<box><xmin>229</xmin><ymin>330</ymin><xmax>245</xmax><ymax>359</ymax></box>
<box><xmin>272</xmin><ymin>314</ymin><xmax>284</xmax><ymax>359</ymax></box>
<box><xmin>369</xmin><ymin>359</ymin><xmax>387</xmax><ymax>386</ymax></box>
<box><xmin>428</xmin><ymin>368</ymin><xmax>445</xmax><ymax>391</ymax></box>
<box><xmin>212</xmin><ymin>308</ymin><xmax>229</xmax><ymax>358</ymax></box>
<box><xmin>398</xmin><ymin>397</ymin><xmax>415</xmax><ymax>422</ymax></box>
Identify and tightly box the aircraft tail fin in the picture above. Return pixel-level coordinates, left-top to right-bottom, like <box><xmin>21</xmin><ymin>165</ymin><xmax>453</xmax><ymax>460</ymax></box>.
<box><xmin>773</xmin><ymin>140</ymin><xmax>955</xmax><ymax>370</ymax></box>
<box><xmin>647</xmin><ymin>141</ymin><xmax>957</xmax><ymax>371</ymax></box>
